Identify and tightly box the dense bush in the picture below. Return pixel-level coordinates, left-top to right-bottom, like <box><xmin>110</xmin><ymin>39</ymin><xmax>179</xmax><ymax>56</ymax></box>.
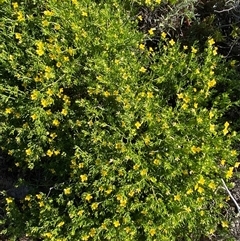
<box><xmin>0</xmin><ymin>0</ymin><xmax>240</xmax><ymax>240</ymax></box>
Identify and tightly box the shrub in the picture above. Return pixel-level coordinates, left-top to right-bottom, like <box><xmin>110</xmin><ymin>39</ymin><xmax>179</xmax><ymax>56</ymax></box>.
<box><xmin>0</xmin><ymin>0</ymin><xmax>240</xmax><ymax>240</ymax></box>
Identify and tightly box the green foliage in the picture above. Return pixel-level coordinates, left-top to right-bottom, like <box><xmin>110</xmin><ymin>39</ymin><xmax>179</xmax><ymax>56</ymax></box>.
<box><xmin>0</xmin><ymin>0</ymin><xmax>240</xmax><ymax>240</ymax></box>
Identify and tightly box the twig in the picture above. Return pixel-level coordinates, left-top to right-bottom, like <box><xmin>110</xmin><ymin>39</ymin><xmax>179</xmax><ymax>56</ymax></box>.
<box><xmin>221</xmin><ymin>178</ymin><xmax>240</xmax><ymax>214</ymax></box>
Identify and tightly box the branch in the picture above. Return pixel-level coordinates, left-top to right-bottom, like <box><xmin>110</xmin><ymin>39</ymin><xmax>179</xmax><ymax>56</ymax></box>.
<box><xmin>221</xmin><ymin>178</ymin><xmax>240</xmax><ymax>215</ymax></box>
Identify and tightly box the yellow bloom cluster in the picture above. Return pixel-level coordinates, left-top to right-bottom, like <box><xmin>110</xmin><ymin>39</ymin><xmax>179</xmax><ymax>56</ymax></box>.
<box><xmin>36</xmin><ymin>41</ymin><xmax>45</xmax><ymax>56</ymax></box>
<box><xmin>223</xmin><ymin>121</ymin><xmax>229</xmax><ymax>136</ymax></box>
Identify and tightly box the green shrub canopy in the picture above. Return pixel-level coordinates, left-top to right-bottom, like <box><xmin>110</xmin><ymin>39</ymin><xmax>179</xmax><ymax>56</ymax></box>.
<box><xmin>0</xmin><ymin>0</ymin><xmax>239</xmax><ymax>240</ymax></box>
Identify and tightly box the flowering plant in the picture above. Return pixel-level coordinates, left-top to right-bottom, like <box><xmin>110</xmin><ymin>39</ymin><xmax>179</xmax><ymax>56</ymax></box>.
<box><xmin>0</xmin><ymin>0</ymin><xmax>240</xmax><ymax>240</ymax></box>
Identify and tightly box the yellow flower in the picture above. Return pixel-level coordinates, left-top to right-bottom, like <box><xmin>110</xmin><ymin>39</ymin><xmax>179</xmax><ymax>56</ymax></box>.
<box><xmin>140</xmin><ymin>169</ymin><xmax>148</xmax><ymax>176</ymax></box>
<box><xmin>191</xmin><ymin>46</ymin><xmax>197</xmax><ymax>53</ymax></box>
<box><xmin>149</xmin><ymin>228</ymin><xmax>156</xmax><ymax>236</ymax></box>
<box><xmin>31</xmin><ymin>114</ymin><xmax>37</xmax><ymax>120</ymax></box>
<box><xmin>153</xmin><ymin>159</ymin><xmax>160</xmax><ymax>165</ymax></box>
<box><xmin>197</xmin><ymin>117</ymin><xmax>203</xmax><ymax>123</ymax></box>
<box><xmin>120</xmin><ymin>199</ymin><xmax>127</xmax><ymax>207</ymax></box>
<box><xmin>46</xmin><ymin>149</ymin><xmax>53</xmax><ymax>157</ymax></box>
<box><xmin>220</xmin><ymin>159</ymin><xmax>226</xmax><ymax>166</ymax></box>
<box><xmin>200</xmin><ymin>210</ymin><xmax>204</xmax><ymax>216</ymax></box>
<box><xmin>184</xmin><ymin>206</ymin><xmax>191</xmax><ymax>213</ymax></box>
<box><xmin>148</xmin><ymin>47</ymin><xmax>153</xmax><ymax>52</ymax></box>
<box><xmin>79</xmin><ymin>163</ymin><xmax>84</xmax><ymax>168</ymax></box>
<box><xmin>91</xmin><ymin>202</ymin><xmax>99</xmax><ymax>210</ymax></box>
<box><xmin>226</xmin><ymin>167</ymin><xmax>234</xmax><ymax>179</ymax></box>
<box><xmin>147</xmin><ymin>91</ymin><xmax>153</xmax><ymax>98</ymax></box>
<box><xmin>39</xmin><ymin>201</ymin><xmax>44</xmax><ymax>207</ymax></box>
<box><xmin>82</xmin><ymin>235</ymin><xmax>89</xmax><ymax>241</ymax></box>
<box><xmin>12</xmin><ymin>2</ymin><xmax>18</xmax><ymax>9</ymax></box>
<box><xmin>221</xmin><ymin>221</ymin><xmax>228</xmax><ymax>228</ymax></box>
<box><xmin>135</xmin><ymin>121</ymin><xmax>141</xmax><ymax>129</ymax></box>
<box><xmin>105</xmin><ymin>189</ymin><xmax>112</xmax><ymax>195</ymax></box>
<box><xmin>161</xmin><ymin>32</ymin><xmax>166</xmax><ymax>39</ymax></box>
<box><xmin>128</xmin><ymin>190</ymin><xmax>135</xmax><ymax>197</ymax></box>
<box><xmin>223</xmin><ymin>128</ymin><xmax>228</xmax><ymax>136</ymax></box>
<box><xmin>78</xmin><ymin>210</ymin><xmax>84</xmax><ymax>216</ymax></box>
<box><xmin>186</xmin><ymin>189</ymin><xmax>193</xmax><ymax>195</ymax></box>
<box><xmin>219</xmin><ymin>203</ymin><xmax>224</xmax><ymax>208</ymax></box>
<box><xmin>208</xmin><ymin>38</ymin><xmax>215</xmax><ymax>46</ymax></box>
<box><xmin>231</xmin><ymin>150</ymin><xmax>237</xmax><ymax>156</ymax></box>
<box><xmin>52</xmin><ymin>119</ymin><xmax>60</xmax><ymax>127</ymax></box>
<box><xmin>35</xmin><ymin>41</ymin><xmax>45</xmax><ymax>56</ymax></box>
<box><xmin>113</xmin><ymin>220</ymin><xmax>120</xmax><ymax>227</ymax></box>
<box><xmin>193</xmin><ymin>103</ymin><xmax>198</xmax><ymax>108</ymax></box>
<box><xmin>103</xmin><ymin>91</ymin><xmax>110</xmax><ymax>97</ymax></box>
<box><xmin>46</xmin><ymin>110</ymin><xmax>52</xmax><ymax>115</ymax></box>
<box><xmin>15</xmin><ymin>33</ymin><xmax>22</xmax><ymax>40</ymax></box>
<box><xmin>209</xmin><ymin>124</ymin><xmax>215</xmax><ymax>133</ymax></box>
<box><xmin>54</xmin><ymin>24</ymin><xmax>61</xmax><ymax>30</ymax></box>
<box><xmin>43</xmin><ymin>10</ymin><xmax>54</xmax><ymax>16</ymax></box>
<box><xmin>183</xmin><ymin>95</ymin><xmax>190</xmax><ymax>103</ymax></box>
<box><xmin>124</xmin><ymin>227</ymin><xmax>131</xmax><ymax>233</ymax></box>
<box><xmin>138</xmin><ymin>15</ymin><xmax>143</xmax><ymax>21</ymax></box>
<box><xmin>209</xmin><ymin>111</ymin><xmax>214</xmax><ymax>119</ymax></box>
<box><xmin>234</xmin><ymin>162</ymin><xmax>240</xmax><ymax>168</ymax></box>
<box><xmin>64</xmin><ymin>187</ymin><xmax>71</xmax><ymax>195</ymax></box>
<box><xmin>5</xmin><ymin>108</ymin><xmax>13</xmax><ymax>114</ymax></box>
<box><xmin>63</xmin><ymin>95</ymin><xmax>71</xmax><ymax>105</ymax></box>
<box><xmin>82</xmin><ymin>11</ymin><xmax>88</xmax><ymax>17</ymax></box>
<box><xmin>36</xmin><ymin>48</ymin><xmax>44</xmax><ymax>56</ymax></box>
<box><xmin>208</xmin><ymin>228</ymin><xmax>215</xmax><ymax>235</ymax></box>
<box><xmin>44</xmin><ymin>69</ymin><xmax>55</xmax><ymax>80</ymax></box>
<box><xmin>182</xmin><ymin>103</ymin><xmax>188</xmax><ymax>110</ymax></box>
<box><xmin>224</xmin><ymin>121</ymin><xmax>230</xmax><ymax>129</ymax></box>
<box><xmin>85</xmin><ymin>193</ymin><xmax>92</xmax><ymax>201</ymax></box>
<box><xmin>197</xmin><ymin>186</ymin><xmax>204</xmax><ymax>194</ymax></box>
<box><xmin>213</xmin><ymin>47</ymin><xmax>218</xmax><ymax>55</ymax></box>
<box><xmin>208</xmin><ymin>79</ymin><xmax>216</xmax><ymax>88</ymax></box>
<box><xmin>72</xmin><ymin>0</ymin><xmax>78</xmax><ymax>4</ymax></box>
<box><xmin>46</xmin><ymin>88</ymin><xmax>53</xmax><ymax>96</ymax></box>
<box><xmin>25</xmin><ymin>195</ymin><xmax>31</xmax><ymax>201</ymax></box>
<box><xmin>198</xmin><ymin>175</ymin><xmax>205</xmax><ymax>185</ymax></box>
<box><xmin>17</xmin><ymin>11</ymin><xmax>25</xmax><ymax>22</ymax></box>
<box><xmin>133</xmin><ymin>164</ymin><xmax>140</xmax><ymax>170</ymax></box>
<box><xmin>57</xmin><ymin>221</ymin><xmax>65</xmax><ymax>227</ymax></box>
<box><xmin>191</xmin><ymin>145</ymin><xmax>201</xmax><ymax>154</ymax></box>
<box><xmin>31</xmin><ymin>90</ymin><xmax>38</xmax><ymax>100</ymax></box>
<box><xmin>25</xmin><ymin>148</ymin><xmax>32</xmax><ymax>156</ymax></box>
<box><xmin>63</xmin><ymin>56</ymin><xmax>69</xmax><ymax>62</ymax></box>
<box><xmin>44</xmin><ymin>232</ymin><xmax>52</xmax><ymax>238</ymax></box>
<box><xmin>148</xmin><ymin>28</ymin><xmax>155</xmax><ymax>35</ymax></box>
<box><xmin>177</xmin><ymin>93</ymin><xmax>184</xmax><ymax>99</ymax></box>
<box><xmin>41</xmin><ymin>99</ymin><xmax>49</xmax><ymax>108</ymax></box>
<box><xmin>6</xmin><ymin>197</ymin><xmax>13</xmax><ymax>204</ymax></box>
<box><xmin>89</xmin><ymin>228</ymin><xmax>96</xmax><ymax>237</ymax></box>
<box><xmin>139</xmin><ymin>44</ymin><xmax>145</xmax><ymax>50</ymax></box>
<box><xmin>61</xmin><ymin>108</ymin><xmax>68</xmax><ymax>116</ymax></box>
<box><xmin>139</xmin><ymin>67</ymin><xmax>147</xmax><ymax>73</ymax></box>
<box><xmin>42</xmin><ymin>20</ymin><xmax>49</xmax><ymax>27</ymax></box>
<box><xmin>80</xmin><ymin>174</ymin><xmax>88</xmax><ymax>182</ymax></box>
<box><xmin>208</xmin><ymin>181</ymin><xmax>216</xmax><ymax>190</ymax></box>
<box><xmin>56</xmin><ymin>62</ymin><xmax>62</xmax><ymax>68</ymax></box>
<box><xmin>36</xmin><ymin>193</ymin><xmax>43</xmax><ymax>199</ymax></box>
<box><xmin>169</xmin><ymin>39</ymin><xmax>175</xmax><ymax>46</ymax></box>
<box><xmin>174</xmin><ymin>194</ymin><xmax>181</xmax><ymax>201</ymax></box>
